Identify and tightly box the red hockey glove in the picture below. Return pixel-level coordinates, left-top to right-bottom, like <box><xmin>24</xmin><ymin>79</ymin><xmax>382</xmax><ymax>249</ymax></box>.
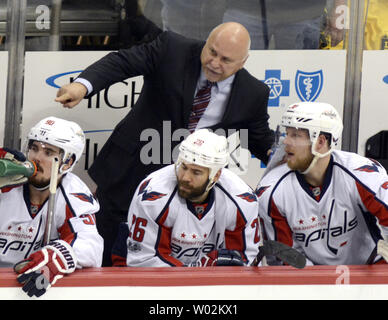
<box><xmin>192</xmin><ymin>249</ymin><xmax>246</xmax><ymax>267</ymax></box>
<box><xmin>14</xmin><ymin>240</ymin><xmax>77</xmax><ymax>298</ymax></box>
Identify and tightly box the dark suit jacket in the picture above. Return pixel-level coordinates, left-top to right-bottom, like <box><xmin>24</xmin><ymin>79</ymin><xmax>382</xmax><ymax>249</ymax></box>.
<box><xmin>80</xmin><ymin>31</ymin><xmax>274</xmax><ymax>213</ymax></box>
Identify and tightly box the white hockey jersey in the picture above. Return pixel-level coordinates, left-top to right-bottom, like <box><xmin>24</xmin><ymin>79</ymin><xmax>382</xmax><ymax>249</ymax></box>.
<box><xmin>0</xmin><ymin>173</ymin><xmax>103</xmax><ymax>268</ymax></box>
<box><xmin>126</xmin><ymin>165</ymin><xmax>261</xmax><ymax>267</ymax></box>
<box><xmin>257</xmin><ymin>150</ymin><xmax>388</xmax><ymax>265</ymax></box>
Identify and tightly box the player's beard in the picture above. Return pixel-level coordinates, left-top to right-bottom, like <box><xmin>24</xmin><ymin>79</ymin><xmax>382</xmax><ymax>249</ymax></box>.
<box><xmin>28</xmin><ymin>164</ymin><xmax>51</xmax><ymax>189</ymax></box>
<box><xmin>177</xmin><ymin>179</ymin><xmax>208</xmax><ymax>201</ymax></box>
<box><xmin>29</xmin><ymin>175</ymin><xmax>51</xmax><ymax>189</ymax></box>
<box><xmin>287</xmin><ymin>152</ymin><xmax>314</xmax><ymax>172</ymax></box>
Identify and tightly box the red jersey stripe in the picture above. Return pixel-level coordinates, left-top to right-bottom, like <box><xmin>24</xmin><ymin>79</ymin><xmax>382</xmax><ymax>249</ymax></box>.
<box><xmin>57</xmin><ymin>204</ymin><xmax>77</xmax><ymax>245</ymax></box>
<box><xmin>269</xmin><ymin>198</ymin><xmax>294</xmax><ymax>247</ymax></box>
<box><xmin>225</xmin><ymin>209</ymin><xmax>246</xmax><ymax>254</ymax></box>
<box><xmin>156</xmin><ymin>208</ymin><xmax>184</xmax><ymax>266</ymax></box>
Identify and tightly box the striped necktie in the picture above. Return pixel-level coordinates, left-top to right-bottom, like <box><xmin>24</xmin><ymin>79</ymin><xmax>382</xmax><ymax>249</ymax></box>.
<box><xmin>188</xmin><ymin>81</ymin><xmax>213</xmax><ymax>133</ymax></box>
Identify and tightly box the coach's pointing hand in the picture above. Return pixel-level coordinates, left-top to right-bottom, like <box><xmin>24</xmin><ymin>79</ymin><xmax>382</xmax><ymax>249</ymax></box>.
<box><xmin>55</xmin><ymin>82</ymin><xmax>87</xmax><ymax>108</ymax></box>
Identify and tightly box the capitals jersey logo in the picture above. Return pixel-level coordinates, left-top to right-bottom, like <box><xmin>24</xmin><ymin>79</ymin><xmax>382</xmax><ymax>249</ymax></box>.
<box><xmin>355</xmin><ymin>163</ymin><xmax>379</xmax><ymax>173</ymax></box>
<box><xmin>138</xmin><ymin>179</ymin><xmax>151</xmax><ymax>195</ymax></box>
<box><xmin>237</xmin><ymin>192</ymin><xmax>257</xmax><ymax>203</ymax></box>
<box><xmin>255</xmin><ymin>186</ymin><xmax>270</xmax><ymax>198</ymax></box>
<box><xmin>70</xmin><ymin>193</ymin><xmax>95</xmax><ymax>204</ymax></box>
<box><xmin>138</xmin><ymin>179</ymin><xmax>167</xmax><ymax>201</ymax></box>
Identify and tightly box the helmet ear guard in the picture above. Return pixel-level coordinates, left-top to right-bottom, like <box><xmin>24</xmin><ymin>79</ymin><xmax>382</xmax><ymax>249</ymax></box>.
<box><xmin>176</xmin><ymin>129</ymin><xmax>229</xmax><ymax>192</ymax></box>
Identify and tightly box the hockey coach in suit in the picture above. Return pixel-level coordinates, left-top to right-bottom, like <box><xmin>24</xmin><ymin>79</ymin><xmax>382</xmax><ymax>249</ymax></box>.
<box><xmin>55</xmin><ymin>22</ymin><xmax>275</xmax><ymax>266</ymax></box>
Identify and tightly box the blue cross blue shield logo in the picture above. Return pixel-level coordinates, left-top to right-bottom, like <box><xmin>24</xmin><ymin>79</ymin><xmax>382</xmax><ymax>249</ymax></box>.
<box><xmin>262</xmin><ymin>70</ymin><xmax>290</xmax><ymax>107</ymax></box>
<box><xmin>295</xmin><ymin>70</ymin><xmax>323</xmax><ymax>102</ymax></box>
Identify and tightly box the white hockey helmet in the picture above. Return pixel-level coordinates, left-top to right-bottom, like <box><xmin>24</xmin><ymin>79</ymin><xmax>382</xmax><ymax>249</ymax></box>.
<box><xmin>281</xmin><ymin>102</ymin><xmax>343</xmax><ymax>174</ymax></box>
<box><xmin>26</xmin><ymin>116</ymin><xmax>85</xmax><ymax>174</ymax></box>
<box><xmin>176</xmin><ymin>129</ymin><xmax>229</xmax><ymax>190</ymax></box>
<box><xmin>281</xmin><ymin>102</ymin><xmax>343</xmax><ymax>152</ymax></box>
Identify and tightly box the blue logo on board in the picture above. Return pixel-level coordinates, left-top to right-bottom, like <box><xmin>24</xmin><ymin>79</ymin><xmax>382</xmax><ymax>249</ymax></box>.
<box><xmin>295</xmin><ymin>70</ymin><xmax>323</xmax><ymax>102</ymax></box>
<box><xmin>262</xmin><ymin>70</ymin><xmax>290</xmax><ymax>107</ymax></box>
<box><xmin>45</xmin><ymin>70</ymin><xmax>83</xmax><ymax>88</ymax></box>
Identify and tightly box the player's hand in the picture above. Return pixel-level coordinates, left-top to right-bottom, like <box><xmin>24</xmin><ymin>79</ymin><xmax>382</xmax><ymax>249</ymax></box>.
<box><xmin>0</xmin><ymin>148</ymin><xmax>34</xmax><ymax>192</ymax></box>
<box><xmin>14</xmin><ymin>240</ymin><xmax>77</xmax><ymax>298</ymax></box>
<box><xmin>191</xmin><ymin>249</ymin><xmax>245</xmax><ymax>267</ymax></box>
<box><xmin>55</xmin><ymin>82</ymin><xmax>87</xmax><ymax>108</ymax></box>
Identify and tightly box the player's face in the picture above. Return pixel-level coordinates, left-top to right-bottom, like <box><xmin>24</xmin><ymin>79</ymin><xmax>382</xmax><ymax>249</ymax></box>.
<box><xmin>27</xmin><ymin>141</ymin><xmax>63</xmax><ymax>189</ymax></box>
<box><xmin>200</xmin><ymin>33</ymin><xmax>248</xmax><ymax>82</ymax></box>
<box><xmin>284</xmin><ymin>127</ymin><xmax>314</xmax><ymax>172</ymax></box>
<box><xmin>176</xmin><ymin>162</ymin><xmax>210</xmax><ymax>201</ymax></box>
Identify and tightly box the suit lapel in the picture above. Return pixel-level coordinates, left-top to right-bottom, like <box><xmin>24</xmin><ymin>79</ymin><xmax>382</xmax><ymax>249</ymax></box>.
<box><xmin>220</xmin><ymin>69</ymin><xmax>245</xmax><ymax>123</ymax></box>
<box><xmin>221</xmin><ymin>72</ymin><xmax>236</xmax><ymax>123</ymax></box>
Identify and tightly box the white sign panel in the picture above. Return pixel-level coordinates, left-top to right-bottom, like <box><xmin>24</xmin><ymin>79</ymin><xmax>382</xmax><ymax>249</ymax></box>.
<box><xmin>22</xmin><ymin>50</ymin><xmax>346</xmax><ymax>191</ymax></box>
<box><xmin>358</xmin><ymin>51</ymin><xmax>388</xmax><ymax>156</ymax></box>
<box><xmin>0</xmin><ymin>52</ymin><xmax>8</xmax><ymax>145</ymax></box>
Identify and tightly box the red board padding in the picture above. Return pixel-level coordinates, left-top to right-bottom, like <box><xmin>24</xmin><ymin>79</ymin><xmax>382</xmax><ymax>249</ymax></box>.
<box><xmin>1</xmin><ymin>265</ymin><xmax>388</xmax><ymax>287</ymax></box>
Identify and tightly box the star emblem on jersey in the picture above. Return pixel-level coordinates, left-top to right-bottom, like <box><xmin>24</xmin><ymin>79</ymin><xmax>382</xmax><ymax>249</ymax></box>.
<box><xmin>179</xmin><ymin>231</ymin><xmax>207</xmax><ymax>241</ymax></box>
<box><xmin>298</xmin><ymin>215</ymin><xmax>324</xmax><ymax>225</ymax></box>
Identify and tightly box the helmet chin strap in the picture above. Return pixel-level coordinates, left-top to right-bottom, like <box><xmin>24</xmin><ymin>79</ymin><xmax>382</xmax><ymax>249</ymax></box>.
<box><xmin>30</xmin><ymin>183</ymin><xmax>50</xmax><ymax>191</ymax></box>
<box><xmin>30</xmin><ymin>170</ymin><xmax>63</xmax><ymax>191</ymax></box>
<box><xmin>300</xmin><ymin>140</ymin><xmax>333</xmax><ymax>175</ymax></box>
<box><xmin>205</xmin><ymin>177</ymin><xmax>217</xmax><ymax>193</ymax></box>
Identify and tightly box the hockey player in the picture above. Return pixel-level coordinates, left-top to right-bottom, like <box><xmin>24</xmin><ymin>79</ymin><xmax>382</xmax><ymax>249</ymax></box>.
<box><xmin>257</xmin><ymin>102</ymin><xmax>388</xmax><ymax>265</ymax></box>
<box><xmin>113</xmin><ymin>129</ymin><xmax>261</xmax><ymax>267</ymax></box>
<box><xmin>0</xmin><ymin>117</ymin><xmax>103</xmax><ymax>297</ymax></box>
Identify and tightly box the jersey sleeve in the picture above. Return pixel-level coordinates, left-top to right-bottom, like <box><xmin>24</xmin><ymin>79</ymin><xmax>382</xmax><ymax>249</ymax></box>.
<box><xmin>218</xmin><ymin>170</ymin><xmax>262</xmax><ymax>265</ymax></box>
<box><xmin>352</xmin><ymin>159</ymin><xmax>388</xmax><ymax>237</ymax></box>
<box><xmin>56</xmin><ymin>175</ymin><xmax>103</xmax><ymax>268</ymax></box>
<box><xmin>223</xmin><ymin>200</ymin><xmax>261</xmax><ymax>265</ymax></box>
